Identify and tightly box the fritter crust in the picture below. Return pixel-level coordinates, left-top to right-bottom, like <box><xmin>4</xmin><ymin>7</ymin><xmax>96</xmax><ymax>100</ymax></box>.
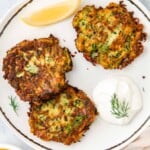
<box><xmin>73</xmin><ymin>1</ymin><xmax>147</xmax><ymax>69</ymax></box>
<box><xmin>28</xmin><ymin>85</ymin><xmax>97</xmax><ymax>145</ymax></box>
<box><xmin>3</xmin><ymin>35</ymin><xmax>72</xmax><ymax>101</ymax></box>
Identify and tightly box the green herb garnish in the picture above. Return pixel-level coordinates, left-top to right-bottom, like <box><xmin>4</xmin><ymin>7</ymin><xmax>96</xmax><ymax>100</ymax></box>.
<box><xmin>9</xmin><ymin>96</ymin><xmax>19</xmax><ymax>115</ymax></box>
<box><xmin>73</xmin><ymin>99</ymin><xmax>83</xmax><ymax>108</ymax></box>
<box><xmin>92</xmin><ymin>43</ymin><xmax>98</xmax><ymax>51</ymax></box>
<box><xmin>111</xmin><ymin>93</ymin><xmax>130</xmax><ymax>119</ymax></box>
<box><xmin>73</xmin><ymin>99</ymin><xmax>81</xmax><ymax>107</ymax></box>
<box><xmin>99</xmin><ymin>44</ymin><xmax>109</xmax><ymax>53</ymax></box>
<box><xmin>114</xmin><ymin>52</ymin><xmax>121</xmax><ymax>58</ymax></box>
<box><xmin>73</xmin><ymin>115</ymin><xmax>84</xmax><ymax>127</ymax></box>
<box><xmin>45</xmin><ymin>56</ymin><xmax>55</xmax><ymax>66</ymax></box>
<box><xmin>25</xmin><ymin>64</ymin><xmax>39</xmax><ymax>74</ymax></box>
<box><xmin>60</xmin><ymin>94</ymin><xmax>69</xmax><ymax>105</ymax></box>
<box><xmin>66</xmin><ymin>124</ymin><xmax>72</xmax><ymax>133</ymax></box>
<box><xmin>91</xmin><ymin>44</ymin><xmax>99</xmax><ymax>58</ymax></box>
<box><xmin>80</xmin><ymin>19</ymin><xmax>86</xmax><ymax>26</ymax></box>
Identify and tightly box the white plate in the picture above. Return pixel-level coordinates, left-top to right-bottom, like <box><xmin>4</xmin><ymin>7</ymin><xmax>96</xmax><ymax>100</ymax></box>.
<box><xmin>0</xmin><ymin>0</ymin><xmax>150</xmax><ymax>150</ymax></box>
<box><xmin>0</xmin><ymin>144</ymin><xmax>22</xmax><ymax>150</ymax></box>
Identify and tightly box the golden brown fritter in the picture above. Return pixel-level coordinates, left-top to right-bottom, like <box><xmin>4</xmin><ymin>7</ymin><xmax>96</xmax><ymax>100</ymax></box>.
<box><xmin>28</xmin><ymin>85</ymin><xmax>97</xmax><ymax>145</ymax></box>
<box><xmin>73</xmin><ymin>1</ymin><xmax>147</xmax><ymax>69</ymax></box>
<box><xmin>3</xmin><ymin>35</ymin><xmax>72</xmax><ymax>102</ymax></box>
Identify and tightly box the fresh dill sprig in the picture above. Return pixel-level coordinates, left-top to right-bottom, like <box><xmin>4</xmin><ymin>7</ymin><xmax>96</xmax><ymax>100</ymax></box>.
<box><xmin>111</xmin><ymin>93</ymin><xmax>130</xmax><ymax>119</ymax></box>
<box><xmin>9</xmin><ymin>96</ymin><xmax>19</xmax><ymax>115</ymax></box>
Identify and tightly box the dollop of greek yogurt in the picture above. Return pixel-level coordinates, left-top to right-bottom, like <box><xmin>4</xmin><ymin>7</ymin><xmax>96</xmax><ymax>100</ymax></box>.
<box><xmin>92</xmin><ymin>76</ymin><xmax>142</xmax><ymax>125</ymax></box>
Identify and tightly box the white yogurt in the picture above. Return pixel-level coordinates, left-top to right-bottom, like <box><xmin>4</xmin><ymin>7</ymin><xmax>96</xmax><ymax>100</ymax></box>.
<box><xmin>93</xmin><ymin>76</ymin><xmax>142</xmax><ymax>125</ymax></box>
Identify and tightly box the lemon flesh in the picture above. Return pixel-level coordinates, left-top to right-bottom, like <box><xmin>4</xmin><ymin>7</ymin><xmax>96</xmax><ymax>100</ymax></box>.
<box><xmin>22</xmin><ymin>0</ymin><xmax>81</xmax><ymax>26</ymax></box>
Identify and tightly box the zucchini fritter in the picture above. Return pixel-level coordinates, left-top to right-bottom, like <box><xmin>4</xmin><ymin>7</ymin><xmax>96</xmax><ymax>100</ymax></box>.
<box><xmin>28</xmin><ymin>85</ymin><xmax>97</xmax><ymax>145</ymax></box>
<box><xmin>3</xmin><ymin>35</ymin><xmax>72</xmax><ymax>101</ymax></box>
<box><xmin>73</xmin><ymin>1</ymin><xmax>147</xmax><ymax>69</ymax></box>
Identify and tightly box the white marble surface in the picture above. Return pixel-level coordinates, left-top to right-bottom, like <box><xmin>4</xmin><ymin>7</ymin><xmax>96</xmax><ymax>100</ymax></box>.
<box><xmin>0</xmin><ymin>0</ymin><xmax>149</xmax><ymax>150</ymax></box>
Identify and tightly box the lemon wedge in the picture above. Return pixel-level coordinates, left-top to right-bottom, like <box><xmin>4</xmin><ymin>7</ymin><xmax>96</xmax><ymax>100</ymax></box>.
<box><xmin>22</xmin><ymin>0</ymin><xmax>82</xmax><ymax>26</ymax></box>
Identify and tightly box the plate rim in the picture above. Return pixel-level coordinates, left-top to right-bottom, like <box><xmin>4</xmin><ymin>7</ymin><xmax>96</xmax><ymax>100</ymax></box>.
<box><xmin>0</xmin><ymin>0</ymin><xmax>150</xmax><ymax>150</ymax></box>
